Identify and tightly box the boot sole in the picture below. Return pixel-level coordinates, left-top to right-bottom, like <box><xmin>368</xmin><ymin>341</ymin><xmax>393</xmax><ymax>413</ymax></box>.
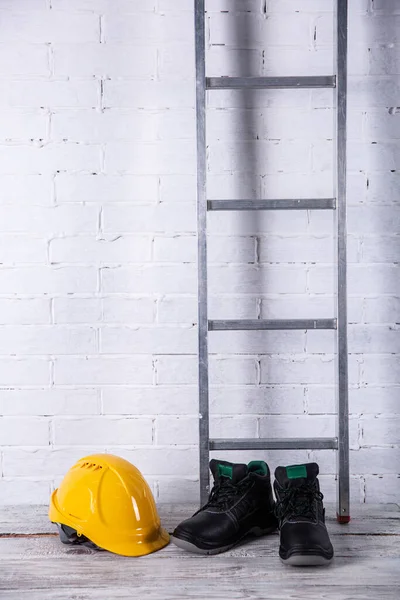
<box><xmin>171</xmin><ymin>524</ymin><xmax>277</xmax><ymax>555</ymax></box>
<box><xmin>280</xmin><ymin>552</ymin><xmax>333</xmax><ymax>567</ymax></box>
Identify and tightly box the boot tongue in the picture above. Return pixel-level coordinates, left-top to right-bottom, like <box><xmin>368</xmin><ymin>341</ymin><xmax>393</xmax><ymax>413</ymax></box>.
<box><xmin>210</xmin><ymin>459</ymin><xmax>248</xmax><ymax>484</ymax></box>
<box><xmin>275</xmin><ymin>463</ymin><xmax>319</xmax><ymax>489</ymax></box>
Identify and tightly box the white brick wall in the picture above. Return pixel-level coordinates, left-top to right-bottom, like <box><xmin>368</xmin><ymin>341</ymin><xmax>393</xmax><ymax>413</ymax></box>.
<box><xmin>0</xmin><ymin>0</ymin><xmax>399</xmax><ymax>507</ymax></box>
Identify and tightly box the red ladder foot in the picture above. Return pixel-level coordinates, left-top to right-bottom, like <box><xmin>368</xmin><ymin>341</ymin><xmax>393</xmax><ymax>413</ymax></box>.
<box><xmin>337</xmin><ymin>513</ymin><xmax>351</xmax><ymax>524</ymax></box>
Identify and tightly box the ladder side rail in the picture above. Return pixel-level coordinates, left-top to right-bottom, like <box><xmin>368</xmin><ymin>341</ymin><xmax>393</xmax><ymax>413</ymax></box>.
<box><xmin>195</xmin><ymin>0</ymin><xmax>210</xmax><ymax>507</ymax></box>
<box><xmin>336</xmin><ymin>0</ymin><xmax>350</xmax><ymax>523</ymax></box>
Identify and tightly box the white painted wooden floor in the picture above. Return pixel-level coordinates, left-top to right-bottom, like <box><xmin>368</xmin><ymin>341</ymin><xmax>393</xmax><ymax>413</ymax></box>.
<box><xmin>0</xmin><ymin>503</ymin><xmax>399</xmax><ymax>600</ymax></box>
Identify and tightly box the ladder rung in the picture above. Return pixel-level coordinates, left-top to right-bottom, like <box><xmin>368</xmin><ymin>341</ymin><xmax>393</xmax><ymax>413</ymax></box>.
<box><xmin>209</xmin><ymin>319</ymin><xmax>337</xmax><ymax>331</ymax></box>
<box><xmin>206</xmin><ymin>76</ymin><xmax>336</xmax><ymax>90</ymax></box>
<box><xmin>208</xmin><ymin>199</ymin><xmax>336</xmax><ymax>211</ymax></box>
<box><xmin>210</xmin><ymin>438</ymin><xmax>338</xmax><ymax>451</ymax></box>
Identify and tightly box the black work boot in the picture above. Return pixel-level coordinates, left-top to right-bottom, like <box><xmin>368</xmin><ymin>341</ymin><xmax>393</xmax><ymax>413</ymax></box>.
<box><xmin>171</xmin><ymin>459</ymin><xmax>278</xmax><ymax>554</ymax></box>
<box><xmin>274</xmin><ymin>463</ymin><xmax>334</xmax><ymax>566</ymax></box>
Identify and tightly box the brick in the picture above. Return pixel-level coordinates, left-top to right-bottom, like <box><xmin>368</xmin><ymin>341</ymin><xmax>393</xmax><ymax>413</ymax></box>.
<box><xmin>0</xmin><ymin>480</ymin><xmax>51</xmax><ymax>505</ymax></box>
<box><xmin>157</xmin><ymin>296</ymin><xmax>197</xmax><ymax>324</ymax></box>
<box><xmin>259</xmin><ymin>414</ymin><xmax>336</xmax><ymax>439</ymax></box>
<box><xmin>353</xmin><ymin>16</ymin><xmax>400</xmax><ymax>45</ymax></box>
<box><xmin>51</xmin><ymin>0</ymin><xmax>157</xmax><ymax>11</ymax></box>
<box><xmin>306</xmin><ymin>385</ymin><xmax>400</xmax><ymax>417</ymax></box>
<box><xmin>53</xmin><ymin>298</ymin><xmax>102</xmax><ymax>324</ymax></box>
<box><xmin>205</xmin><ymin>0</ymin><xmax>262</xmax><ymax>12</ymax></box>
<box><xmin>0</xmin><ymin>326</ymin><xmax>96</xmax><ymax>355</ymax></box>
<box><xmin>365</xmin><ymin>475</ymin><xmax>400</xmax><ymax>504</ymax></box>
<box><xmin>361</xmin><ymin>415</ymin><xmax>400</xmax><ymax>446</ymax></box>
<box><xmin>0</xmin><ymin>205</ymin><xmax>97</xmax><ymax>234</ymax></box>
<box><xmin>309</xmin><ymin>325</ymin><xmax>400</xmax><ymax>355</ymax></box>
<box><xmin>0</xmin><ymin>266</ymin><xmax>97</xmax><ymax>294</ymax></box>
<box><xmin>54</xmin><ymin>356</ymin><xmax>154</xmax><ymax>385</ymax></box>
<box><xmin>0</xmin><ymin>299</ymin><xmax>50</xmax><ymax>325</ymax></box>
<box><xmin>206</xmin><ymin>47</ymin><xmax>257</xmax><ymax>78</ymax></box>
<box><xmin>0</xmin><ymin>44</ymin><xmax>49</xmax><ymax>78</ymax></box>
<box><xmin>104</xmin><ymin>13</ymin><xmax>192</xmax><ymax>44</ymax></box>
<box><xmin>349</xmin><ymin>206</ymin><xmax>400</xmax><ymax>235</ymax></box>
<box><xmin>0</xmin><ymin>389</ymin><xmax>99</xmax><ymax>416</ymax></box>
<box><xmin>348</xmin><ymin>77</ymin><xmax>400</xmax><ymax>108</ymax></box>
<box><xmin>260</xmin><ymin>0</ymin><xmax>334</xmax><ymax>12</ymax></box>
<box><xmin>155</xmin><ymin>416</ymin><xmax>198</xmax><ymax>445</ymax></box>
<box><xmin>371</xmin><ymin>0</ymin><xmax>400</xmax><ymax>11</ymax></box>
<box><xmin>306</xmin><ymin>385</ymin><xmax>400</xmax><ymax>416</ymax></box>
<box><xmin>0</xmin><ymin>175</ymin><xmax>52</xmax><ymax>205</ymax></box>
<box><xmin>52</xmin><ymin>109</ymin><xmax>159</xmax><ymax>143</ymax></box>
<box><xmin>349</xmin><ymin>265</ymin><xmax>400</xmax><ymax>295</ymax></box>
<box><xmin>209</xmin><ymin>13</ymin><xmax>311</xmax><ymax>48</ymax></box>
<box><xmin>258</xmin><ymin>235</ymin><xmax>334</xmax><ymax>264</ymax></box>
<box><xmin>0</xmin><ymin>13</ymin><xmax>99</xmax><ymax>43</ymax></box>
<box><xmin>209</xmin><ymin>331</ymin><xmax>306</xmax><ymax>355</ymax></box>
<box><xmin>349</xmin><ymin>141</ymin><xmax>400</xmax><ymax>172</ymax></box>
<box><xmin>53</xmin><ymin>416</ymin><xmax>153</xmax><ymax>445</ymax></box>
<box><xmin>361</xmin><ymin>237</ymin><xmax>400</xmax><ymax>263</ymax></box>
<box><xmin>159</xmin><ymin>175</ymin><xmax>196</xmax><ymax>203</ymax></box>
<box><xmin>360</xmin><ymin>356</ymin><xmax>400</xmax><ymax>385</ymax></box>
<box><xmin>208</xmin><ymin>210</ymin><xmax>308</xmax><ymax>236</ymax></box>
<box><xmin>0</xmin><ymin>0</ymin><xmax>47</xmax><ymax>9</ymax></box>
<box><xmin>103</xmin><ymin>297</ymin><xmax>155</xmax><ymax>324</ymax></box>
<box><xmin>0</xmin><ymin>235</ymin><xmax>47</xmax><ymax>263</ymax></box>
<box><xmin>364</xmin><ymin>296</ymin><xmax>400</xmax><ymax>323</ymax></box>
<box><xmin>101</xmin><ymin>265</ymin><xmax>196</xmax><ymax>294</ymax></box>
<box><xmin>262</xmin><ymin>171</ymin><xmax>334</xmax><ymax>201</ymax></box>
<box><xmin>211</xmin><ymin>386</ymin><xmax>305</xmax><ymax>415</ymax></box>
<box><xmin>157</xmin><ymin>109</ymin><xmax>195</xmax><ymax>142</ymax></box>
<box><xmin>55</xmin><ymin>174</ymin><xmax>158</xmax><ymax>203</ymax></box>
<box><xmin>0</xmin><ymin>144</ymin><xmax>100</xmax><ymax>174</ymax></box>
<box><xmin>309</xmin><ymin>265</ymin><xmax>400</xmax><ymax>295</ymax></box>
<box><xmin>210</xmin><ymin>296</ymin><xmax>261</xmax><ymax>321</ymax></box>
<box><xmin>53</xmin><ymin>44</ymin><xmax>156</xmax><ymax>79</ymax></box>
<box><xmin>367</xmin><ymin>172</ymin><xmax>400</xmax><ymax>205</ymax></box>
<box><xmin>0</xmin><ymin>359</ymin><xmax>49</xmax><ymax>385</ymax></box>
<box><xmin>209</xmin><ymin>141</ymin><xmax>311</xmax><ymax>174</ymax></box>
<box><xmin>351</xmin><ymin>448</ymin><xmax>400</xmax><ymax>475</ymax></box>
<box><xmin>352</xmin><ymin>386</ymin><xmax>400</xmax><ymax>415</ymax></box>
<box><xmin>156</xmin><ymin>478</ymin><xmax>199</xmax><ymax>503</ymax></box>
<box><xmin>2</xmin><ymin>447</ymin><xmax>99</xmax><ymax>477</ymax></box>
<box><xmin>100</xmin><ymin>326</ymin><xmax>196</xmax><ymax>355</ymax></box>
<box><xmin>0</xmin><ymin>417</ymin><xmax>49</xmax><ymax>446</ymax></box>
<box><xmin>112</xmin><ymin>447</ymin><xmax>198</xmax><ymax>476</ymax></box>
<box><xmin>153</xmin><ymin>235</ymin><xmax>196</xmax><ymax>263</ymax></box>
<box><xmin>0</xmin><ymin>110</ymin><xmax>47</xmax><ymax>142</ymax></box>
<box><xmin>208</xmin><ymin>107</ymin><xmax>334</xmax><ymax>142</ymax></box>
<box><xmin>0</xmin><ymin>81</ymin><xmax>98</xmax><ymax>109</ymax></box>
<box><xmin>260</xmin><ymin>355</ymin><xmax>335</xmax><ymax>385</ymax></box>
<box><xmin>260</xmin><ymin>296</ymin><xmax>334</xmax><ymax>320</ymax></box>
<box><xmin>209</xmin><ymin>265</ymin><xmax>307</xmax><ymax>294</ymax></box>
<box><xmin>104</xmin><ymin>141</ymin><xmax>195</xmax><ymax>175</ymax></box>
<box><xmin>103</xmin><ymin>204</ymin><xmax>196</xmax><ymax>234</ymax></box>
<box><xmin>364</xmin><ymin>109</ymin><xmax>400</xmax><ymax>139</ymax></box>
<box><xmin>102</xmin><ymin>386</ymin><xmax>197</xmax><ymax>415</ymax></box>
<box><xmin>262</xmin><ymin>46</ymin><xmax>336</xmax><ymax>78</ymax></box>
<box><xmin>50</xmin><ymin>235</ymin><xmax>151</xmax><ymax>264</ymax></box>
<box><xmin>315</xmin><ymin>476</ymin><xmax>362</xmax><ymax>505</ymax></box>
<box><xmin>104</xmin><ymin>81</ymin><xmax>194</xmax><ymax>109</ymax></box>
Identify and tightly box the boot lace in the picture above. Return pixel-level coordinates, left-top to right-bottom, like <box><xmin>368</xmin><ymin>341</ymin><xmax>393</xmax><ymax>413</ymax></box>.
<box><xmin>197</xmin><ymin>478</ymin><xmax>253</xmax><ymax>513</ymax></box>
<box><xmin>275</xmin><ymin>483</ymin><xmax>323</xmax><ymax>521</ymax></box>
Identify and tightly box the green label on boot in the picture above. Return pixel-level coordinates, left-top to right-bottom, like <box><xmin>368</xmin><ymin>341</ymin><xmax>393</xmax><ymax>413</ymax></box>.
<box><xmin>286</xmin><ymin>465</ymin><xmax>307</xmax><ymax>479</ymax></box>
<box><xmin>218</xmin><ymin>464</ymin><xmax>233</xmax><ymax>479</ymax></box>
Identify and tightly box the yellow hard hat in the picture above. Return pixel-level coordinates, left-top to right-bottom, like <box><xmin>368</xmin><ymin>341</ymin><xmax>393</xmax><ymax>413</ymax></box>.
<box><xmin>49</xmin><ymin>453</ymin><xmax>169</xmax><ymax>556</ymax></box>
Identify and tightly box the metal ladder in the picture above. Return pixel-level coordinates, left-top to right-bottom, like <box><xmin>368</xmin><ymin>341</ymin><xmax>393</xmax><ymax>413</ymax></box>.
<box><xmin>194</xmin><ymin>0</ymin><xmax>350</xmax><ymax>523</ymax></box>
